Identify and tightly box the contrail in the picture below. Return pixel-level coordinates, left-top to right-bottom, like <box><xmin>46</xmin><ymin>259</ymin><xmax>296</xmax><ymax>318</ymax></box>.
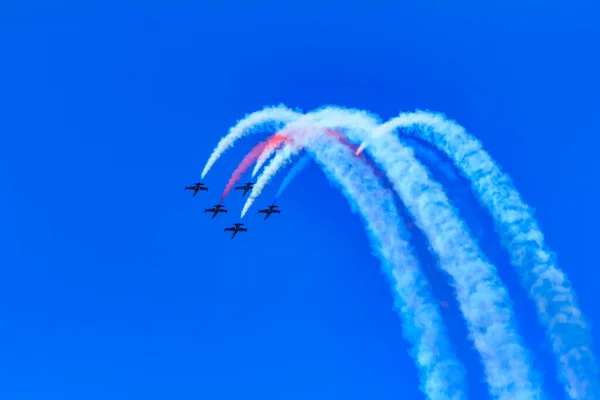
<box><xmin>225</xmin><ymin>111</ymin><xmax>544</xmax><ymax>400</ymax></box>
<box><xmin>364</xmin><ymin>110</ymin><xmax>599</xmax><ymax>399</ymax></box>
<box><xmin>202</xmin><ymin>105</ymin><xmax>302</xmax><ymax>178</ymax></box>
<box><xmin>294</xmin><ymin>130</ymin><xmax>467</xmax><ymax>400</ymax></box>
<box><xmin>264</xmin><ymin>106</ymin><xmax>543</xmax><ymax>399</ymax></box>
<box><xmin>220</xmin><ymin>134</ymin><xmax>289</xmax><ymax>202</ymax></box>
<box><xmin>249</xmin><ymin>114</ymin><xmax>355</xmax><ymax>178</ymax></box>
<box><xmin>275</xmin><ymin>153</ymin><xmax>311</xmax><ymax>198</ymax></box>
<box><xmin>239</xmin><ymin>107</ymin><xmax>543</xmax><ymax>397</ymax></box>
<box><xmin>223</xmin><ymin>118</ymin><xmax>467</xmax><ymax>399</ymax></box>
<box><xmin>241</xmin><ymin>127</ymin><xmax>365</xmax><ymax>217</ymax></box>
<box><xmin>202</xmin><ymin>105</ymin><xmax>360</xmax><ymax>180</ymax></box>
<box><xmin>205</xmin><ymin>104</ymin><xmax>597</xmax><ymax>399</ymax></box>
<box><xmin>252</xmin><ymin>138</ymin><xmax>286</xmax><ymax>178</ymax></box>
<box><xmin>250</xmin><ymin>125</ymin><xmax>348</xmax><ymax>179</ymax></box>
<box><xmin>242</xmin><ymin>142</ymin><xmax>297</xmax><ymax>217</ymax></box>
<box><xmin>241</xmin><ymin>128</ymin><xmax>312</xmax><ymax>217</ymax></box>
<box><xmin>250</xmin><ymin>124</ymin><xmax>359</xmax><ymax>179</ymax></box>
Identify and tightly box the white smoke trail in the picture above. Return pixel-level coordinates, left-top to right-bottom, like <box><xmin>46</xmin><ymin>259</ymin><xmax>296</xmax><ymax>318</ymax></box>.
<box><xmin>298</xmin><ymin>131</ymin><xmax>467</xmax><ymax>400</ymax></box>
<box><xmin>241</xmin><ymin>142</ymin><xmax>298</xmax><ymax>217</ymax></box>
<box><xmin>252</xmin><ymin>141</ymin><xmax>283</xmax><ymax>178</ymax></box>
<box><xmin>206</xmin><ymin>104</ymin><xmax>595</xmax><ymax>399</ymax></box>
<box><xmin>286</xmin><ymin>106</ymin><xmax>543</xmax><ymax>399</ymax></box>
<box><xmin>276</xmin><ymin>153</ymin><xmax>311</xmax><ymax>198</ymax></box>
<box><xmin>241</xmin><ymin>109</ymin><xmax>385</xmax><ymax>216</ymax></box>
<box><xmin>241</xmin><ymin>120</ymin><xmax>328</xmax><ymax>216</ymax></box>
<box><xmin>237</xmin><ymin>106</ymin><xmax>542</xmax><ymax>397</ymax></box>
<box><xmin>201</xmin><ymin>105</ymin><xmax>302</xmax><ymax>178</ymax></box>
<box><xmin>368</xmin><ymin>110</ymin><xmax>599</xmax><ymax>400</ymax></box>
<box><xmin>216</xmin><ymin>110</ymin><xmax>468</xmax><ymax>399</ymax></box>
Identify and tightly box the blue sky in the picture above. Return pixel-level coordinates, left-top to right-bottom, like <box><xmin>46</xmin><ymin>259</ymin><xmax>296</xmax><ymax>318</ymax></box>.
<box><xmin>1</xmin><ymin>1</ymin><xmax>599</xmax><ymax>399</ymax></box>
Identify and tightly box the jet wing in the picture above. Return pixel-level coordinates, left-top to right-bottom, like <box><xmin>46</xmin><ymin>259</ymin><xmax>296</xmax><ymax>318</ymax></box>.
<box><xmin>224</xmin><ymin>227</ymin><xmax>235</xmax><ymax>232</ymax></box>
<box><xmin>199</xmin><ymin>187</ymin><xmax>208</xmax><ymax>190</ymax></box>
<box><xmin>258</xmin><ymin>209</ymin><xmax>268</xmax><ymax>213</ymax></box>
<box><xmin>205</xmin><ymin>208</ymin><xmax>216</xmax><ymax>212</ymax></box>
<box><xmin>235</xmin><ymin>186</ymin><xmax>244</xmax><ymax>190</ymax></box>
<box><xmin>272</xmin><ymin>209</ymin><xmax>281</xmax><ymax>213</ymax></box>
<box><xmin>239</xmin><ymin>228</ymin><xmax>248</xmax><ymax>232</ymax></box>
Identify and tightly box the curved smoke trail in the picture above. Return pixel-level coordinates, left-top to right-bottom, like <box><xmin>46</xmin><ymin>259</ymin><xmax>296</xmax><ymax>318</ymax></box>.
<box><xmin>361</xmin><ymin>110</ymin><xmax>599</xmax><ymax>399</ymax></box>
<box><xmin>209</xmin><ymin>118</ymin><xmax>467</xmax><ymax>399</ymax></box>
<box><xmin>241</xmin><ymin>128</ymin><xmax>331</xmax><ymax>217</ymax></box>
<box><xmin>202</xmin><ymin>106</ymin><xmax>302</xmax><ymax>178</ymax></box>
<box><xmin>205</xmin><ymin>104</ymin><xmax>597</xmax><ymax>400</ymax></box>
<box><xmin>221</xmin><ymin>140</ymin><xmax>268</xmax><ymax>202</ymax></box>
<box><xmin>252</xmin><ymin>139</ymin><xmax>287</xmax><ymax>178</ymax></box>
<box><xmin>241</xmin><ymin>127</ymin><xmax>365</xmax><ymax>217</ymax></box>
<box><xmin>275</xmin><ymin>153</ymin><xmax>311</xmax><ymax>198</ymax></box>
<box><xmin>314</xmin><ymin>107</ymin><xmax>541</xmax><ymax>399</ymax></box>
<box><xmin>244</xmin><ymin>106</ymin><xmax>543</xmax><ymax>399</ymax></box>
<box><xmin>243</xmin><ymin>142</ymin><xmax>298</xmax><ymax>217</ymax></box>
<box><xmin>220</xmin><ymin>134</ymin><xmax>289</xmax><ymax>202</ymax></box>
<box><xmin>287</xmin><ymin>130</ymin><xmax>466</xmax><ymax>400</ymax></box>
<box><xmin>251</xmin><ymin>113</ymin><xmax>366</xmax><ymax>179</ymax></box>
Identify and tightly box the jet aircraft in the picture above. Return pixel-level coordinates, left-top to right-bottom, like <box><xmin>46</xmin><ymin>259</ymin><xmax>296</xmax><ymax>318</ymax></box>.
<box><xmin>258</xmin><ymin>203</ymin><xmax>281</xmax><ymax>220</ymax></box>
<box><xmin>235</xmin><ymin>182</ymin><xmax>254</xmax><ymax>196</ymax></box>
<box><xmin>224</xmin><ymin>223</ymin><xmax>248</xmax><ymax>239</ymax></box>
<box><xmin>185</xmin><ymin>182</ymin><xmax>208</xmax><ymax>196</ymax></box>
<box><xmin>204</xmin><ymin>204</ymin><xmax>227</xmax><ymax>219</ymax></box>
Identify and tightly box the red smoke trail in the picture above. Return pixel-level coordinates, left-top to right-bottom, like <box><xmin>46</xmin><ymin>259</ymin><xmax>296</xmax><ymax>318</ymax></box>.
<box><xmin>224</xmin><ymin>127</ymin><xmax>387</xmax><ymax>203</ymax></box>
<box><xmin>323</xmin><ymin>128</ymin><xmax>388</xmax><ymax>181</ymax></box>
<box><xmin>220</xmin><ymin>134</ymin><xmax>290</xmax><ymax>202</ymax></box>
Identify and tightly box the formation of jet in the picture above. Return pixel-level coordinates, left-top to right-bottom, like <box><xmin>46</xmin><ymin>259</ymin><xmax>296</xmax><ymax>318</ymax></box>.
<box><xmin>187</xmin><ymin>180</ymin><xmax>281</xmax><ymax>239</ymax></box>
<box><xmin>258</xmin><ymin>203</ymin><xmax>280</xmax><ymax>220</ymax></box>
<box><xmin>235</xmin><ymin>182</ymin><xmax>254</xmax><ymax>196</ymax></box>
<box><xmin>204</xmin><ymin>203</ymin><xmax>228</xmax><ymax>219</ymax></box>
<box><xmin>224</xmin><ymin>223</ymin><xmax>248</xmax><ymax>239</ymax></box>
<box><xmin>185</xmin><ymin>182</ymin><xmax>208</xmax><ymax>196</ymax></box>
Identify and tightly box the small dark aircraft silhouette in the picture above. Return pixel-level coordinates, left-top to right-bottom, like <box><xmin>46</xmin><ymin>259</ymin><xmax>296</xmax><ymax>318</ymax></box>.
<box><xmin>235</xmin><ymin>182</ymin><xmax>254</xmax><ymax>196</ymax></box>
<box><xmin>224</xmin><ymin>223</ymin><xmax>248</xmax><ymax>239</ymax></box>
<box><xmin>258</xmin><ymin>203</ymin><xmax>281</xmax><ymax>220</ymax></box>
<box><xmin>184</xmin><ymin>182</ymin><xmax>208</xmax><ymax>196</ymax></box>
<box><xmin>204</xmin><ymin>204</ymin><xmax>227</xmax><ymax>219</ymax></box>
